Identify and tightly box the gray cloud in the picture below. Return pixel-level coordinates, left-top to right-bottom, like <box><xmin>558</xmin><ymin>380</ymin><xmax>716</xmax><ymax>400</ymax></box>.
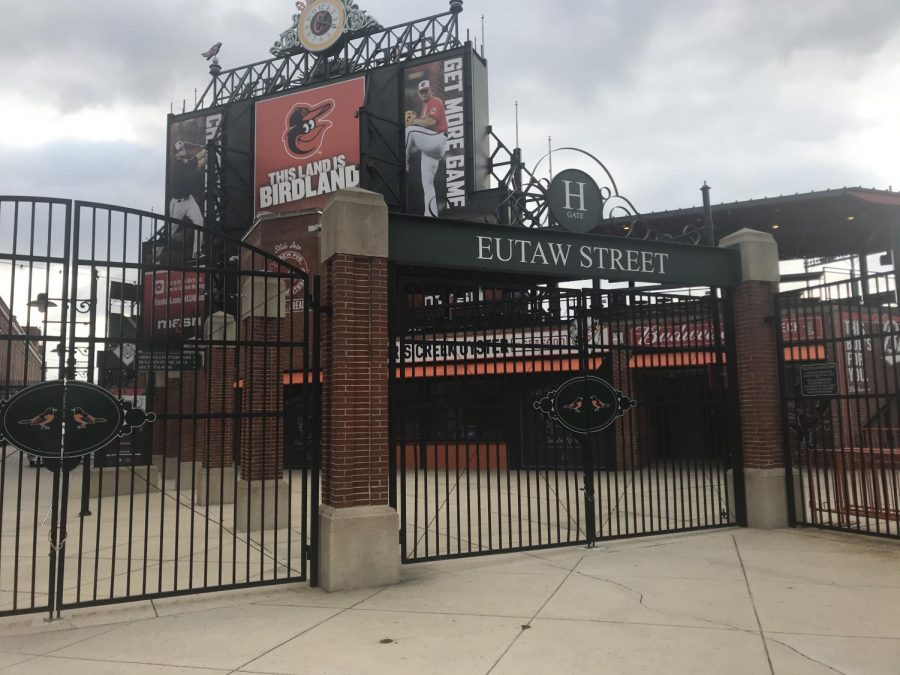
<box><xmin>0</xmin><ymin>141</ymin><xmax>163</xmax><ymax>212</ymax></box>
<box><xmin>0</xmin><ymin>0</ymin><xmax>898</xmax><ymax>215</ymax></box>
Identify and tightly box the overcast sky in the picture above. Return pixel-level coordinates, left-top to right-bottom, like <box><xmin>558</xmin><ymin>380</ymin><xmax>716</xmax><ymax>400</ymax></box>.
<box><xmin>0</xmin><ymin>0</ymin><xmax>898</xmax><ymax>215</ymax></box>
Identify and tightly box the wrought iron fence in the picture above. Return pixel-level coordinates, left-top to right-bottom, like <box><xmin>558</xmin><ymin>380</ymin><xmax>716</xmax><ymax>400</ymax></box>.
<box><xmin>0</xmin><ymin>197</ymin><xmax>320</xmax><ymax>617</ymax></box>
<box><xmin>777</xmin><ymin>271</ymin><xmax>900</xmax><ymax>538</ymax></box>
<box><xmin>390</xmin><ymin>274</ymin><xmax>741</xmax><ymax>562</ymax></box>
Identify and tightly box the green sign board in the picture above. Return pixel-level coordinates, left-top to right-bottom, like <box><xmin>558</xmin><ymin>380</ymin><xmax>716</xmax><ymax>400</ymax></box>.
<box><xmin>389</xmin><ymin>216</ymin><xmax>741</xmax><ymax>287</ymax></box>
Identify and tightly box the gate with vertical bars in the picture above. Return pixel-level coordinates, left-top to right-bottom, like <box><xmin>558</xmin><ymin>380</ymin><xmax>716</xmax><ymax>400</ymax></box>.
<box><xmin>777</xmin><ymin>271</ymin><xmax>900</xmax><ymax>538</ymax></box>
<box><xmin>389</xmin><ymin>271</ymin><xmax>743</xmax><ymax>562</ymax></box>
<box><xmin>0</xmin><ymin>197</ymin><xmax>320</xmax><ymax>617</ymax></box>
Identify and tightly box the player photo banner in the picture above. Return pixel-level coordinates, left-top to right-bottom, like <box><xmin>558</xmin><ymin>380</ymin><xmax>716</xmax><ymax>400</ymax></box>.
<box><xmin>254</xmin><ymin>77</ymin><xmax>365</xmax><ymax>215</ymax></box>
<box><xmin>404</xmin><ymin>56</ymin><xmax>467</xmax><ymax>218</ymax></box>
<box><xmin>163</xmin><ymin>112</ymin><xmax>222</xmax><ymax>265</ymax></box>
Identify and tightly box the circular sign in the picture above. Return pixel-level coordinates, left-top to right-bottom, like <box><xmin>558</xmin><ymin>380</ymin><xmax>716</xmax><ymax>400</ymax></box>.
<box><xmin>553</xmin><ymin>376</ymin><xmax>619</xmax><ymax>434</ymax></box>
<box><xmin>547</xmin><ymin>169</ymin><xmax>604</xmax><ymax>233</ymax></box>
<box><xmin>0</xmin><ymin>380</ymin><xmax>125</xmax><ymax>459</ymax></box>
<box><xmin>297</xmin><ymin>0</ymin><xmax>347</xmax><ymax>53</ymax></box>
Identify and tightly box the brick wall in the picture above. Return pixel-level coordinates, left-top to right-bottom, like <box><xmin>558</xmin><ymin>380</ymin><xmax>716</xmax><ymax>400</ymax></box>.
<box><xmin>179</xmin><ymin>369</ymin><xmax>203</xmax><ymax>463</ymax></box>
<box><xmin>239</xmin><ymin>317</ymin><xmax>284</xmax><ymax>481</ymax></box>
<box><xmin>321</xmin><ymin>253</ymin><xmax>389</xmax><ymax>508</ymax></box>
<box><xmin>203</xmin><ymin>345</ymin><xmax>237</xmax><ymax>468</ymax></box>
<box><xmin>0</xmin><ymin>298</ymin><xmax>43</xmax><ymax>388</ymax></box>
<box><xmin>163</xmin><ymin>376</ymin><xmax>182</xmax><ymax>459</ymax></box>
<box><xmin>611</xmin><ymin>346</ymin><xmax>645</xmax><ymax>469</ymax></box>
<box><xmin>733</xmin><ymin>281</ymin><xmax>784</xmax><ymax>469</ymax></box>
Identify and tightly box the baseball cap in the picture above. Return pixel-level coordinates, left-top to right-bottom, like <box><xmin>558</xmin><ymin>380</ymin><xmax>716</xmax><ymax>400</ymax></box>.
<box><xmin>418</xmin><ymin>80</ymin><xmax>431</xmax><ymax>92</ymax></box>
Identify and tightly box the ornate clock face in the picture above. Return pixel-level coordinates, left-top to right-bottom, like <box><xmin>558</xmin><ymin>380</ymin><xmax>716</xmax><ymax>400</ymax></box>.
<box><xmin>297</xmin><ymin>0</ymin><xmax>346</xmax><ymax>53</ymax></box>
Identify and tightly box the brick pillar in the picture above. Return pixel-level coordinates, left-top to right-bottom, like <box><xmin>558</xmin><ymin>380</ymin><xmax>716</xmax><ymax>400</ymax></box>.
<box><xmin>611</xmin><ymin>346</ymin><xmax>645</xmax><ymax>470</ymax></box>
<box><xmin>720</xmin><ymin>229</ymin><xmax>799</xmax><ymax>527</ymax></box>
<box><xmin>239</xmin><ymin>316</ymin><xmax>284</xmax><ymax>480</ymax></box>
<box><xmin>318</xmin><ymin>188</ymin><xmax>398</xmax><ymax>592</ymax></box>
<box><xmin>151</xmin><ymin>373</ymin><xmax>186</xmax><ymax>482</ymax></box>
<box><xmin>234</xmin><ymin>276</ymin><xmax>289</xmax><ymax>531</ymax></box>
<box><xmin>196</xmin><ymin>312</ymin><xmax>238</xmax><ymax>506</ymax></box>
<box><xmin>179</xmin><ymin>369</ymin><xmax>203</xmax><ymax>462</ymax></box>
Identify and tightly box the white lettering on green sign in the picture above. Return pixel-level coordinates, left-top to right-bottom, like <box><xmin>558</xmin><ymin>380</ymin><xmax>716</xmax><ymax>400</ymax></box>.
<box><xmin>476</xmin><ymin>236</ymin><xmax>669</xmax><ymax>275</ymax></box>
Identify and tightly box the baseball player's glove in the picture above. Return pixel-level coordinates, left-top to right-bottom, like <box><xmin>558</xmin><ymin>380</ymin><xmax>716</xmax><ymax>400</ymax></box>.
<box><xmin>404</xmin><ymin>110</ymin><xmax>416</xmax><ymax>127</ymax></box>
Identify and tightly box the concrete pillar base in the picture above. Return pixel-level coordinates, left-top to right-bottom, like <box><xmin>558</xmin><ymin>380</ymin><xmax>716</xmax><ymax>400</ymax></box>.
<box><xmin>319</xmin><ymin>504</ymin><xmax>400</xmax><ymax>592</ymax></box>
<box><xmin>152</xmin><ymin>455</ymin><xmax>192</xmax><ymax>484</ymax></box>
<box><xmin>89</xmin><ymin>466</ymin><xmax>159</xmax><ymax>497</ymax></box>
<box><xmin>729</xmin><ymin>467</ymin><xmax>802</xmax><ymax>528</ymax></box>
<box><xmin>194</xmin><ymin>465</ymin><xmax>236</xmax><ymax>506</ymax></box>
<box><xmin>234</xmin><ymin>479</ymin><xmax>290</xmax><ymax>531</ymax></box>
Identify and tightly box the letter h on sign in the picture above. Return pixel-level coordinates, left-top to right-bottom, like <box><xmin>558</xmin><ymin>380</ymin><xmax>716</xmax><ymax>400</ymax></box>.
<box><xmin>562</xmin><ymin>181</ymin><xmax>587</xmax><ymax>212</ymax></box>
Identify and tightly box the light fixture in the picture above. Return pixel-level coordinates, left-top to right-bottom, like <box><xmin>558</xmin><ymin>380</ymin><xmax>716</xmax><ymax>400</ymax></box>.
<box><xmin>27</xmin><ymin>293</ymin><xmax>58</xmax><ymax>312</ymax></box>
<box><xmin>847</xmin><ymin>216</ymin><xmax>856</xmax><ymax>221</ymax></box>
<box><xmin>771</xmin><ymin>224</ymin><xmax>780</xmax><ymax>230</ymax></box>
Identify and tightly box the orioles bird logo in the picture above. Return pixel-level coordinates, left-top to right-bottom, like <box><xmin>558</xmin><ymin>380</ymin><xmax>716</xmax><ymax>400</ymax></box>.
<box><xmin>590</xmin><ymin>395</ymin><xmax>611</xmax><ymax>412</ymax></box>
<box><xmin>284</xmin><ymin>99</ymin><xmax>334</xmax><ymax>158</ymax></box>
<box><xmin>18</xmin><ymin>407</ymin><xmax>56</xmax><ymax>430</ymax></box>
<box><xmin>562</xmin><ymin>397</ymin><xmax>583</xmax><ymax>413</ymax></box>
<box><xmin>70</xmin><ymin>407</ymin><xmax>107</xmax><ymax>430</ymax></box>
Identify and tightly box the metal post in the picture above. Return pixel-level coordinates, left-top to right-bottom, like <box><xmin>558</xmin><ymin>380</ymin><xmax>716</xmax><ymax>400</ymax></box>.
<box><xmin>701</xmin><ymin>182</ymin><xmax>715</xmax><ymax>246</ymax></box>
<box><xmin>892</xmin><ymin>218</ymin><xmax>900</xmax><ymax>302</ymax></box>
<box><xmin>512</xmin><ymin>147</ymin><xmax>523</xmax><ymax>226</ymax></box>
<box><xmin>309</xmin><ymin>275</ymin><xmax>322</xmax><ymax>587</ymax></box>
<box><xmin>578</xmin><ymin>297</ymin><xmax>597</xmax><ymax>547</ymax></box>
<box><xmin>859</xmin><ymin>251</ymin><xmax>869</xmax><ymax>304</ymax></box>
<box><xmin>78</xmin><ymin>268</ymin><xmax>99</xmax><ymax>517</ymax></box>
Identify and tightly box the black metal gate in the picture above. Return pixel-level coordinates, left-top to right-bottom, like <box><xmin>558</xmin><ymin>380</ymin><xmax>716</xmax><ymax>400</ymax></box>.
<box><xmin>0</xmin><ymin>197</ymin><xmax>320</xmax><ymax>617</ymax></box>
<box><xmin>777</xmin><ymin>271</ymin><xmax>900</xmax><ymax>538</ymax></box>
<box><xmin>390</xmin><ymin>272</ymin><xmax>742</xmax><ymax>562</ymax></box>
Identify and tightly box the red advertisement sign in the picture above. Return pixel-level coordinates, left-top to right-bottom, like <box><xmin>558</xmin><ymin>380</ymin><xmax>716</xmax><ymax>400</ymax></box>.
<box><xmin>254</xmin><ymin>78</ymin><xmax>365</xmax><ymax>215</ymax></box>
<box><xmin>142</xmin><ymin>271</ymin><xmax>206</xmax><ymax>337</ymax></box>
<box><xmin>628</xmin><ymin>316</ymin><xmax>823</xmax><ymax>348</ymax></box>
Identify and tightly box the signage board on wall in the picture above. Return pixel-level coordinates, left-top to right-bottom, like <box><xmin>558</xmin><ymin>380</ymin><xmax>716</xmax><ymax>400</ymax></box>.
<box><xmin>254</xmin><ymin>77</ymin><xmax>366</xmax><ymax>215</ymax></box>
<box><xmin>800</xmin><ymin>363</ymin><xmax>839</xmax><ymax>397</ymax></box>
<box><xmin>403</xmin><ymin>55</ymin><xmax>468</xmax><ymax>218</ymax></box>
<box><xmin>142</xmin><ymin>271</ymin><xmax>207</xmax><ymax>337</ymax></box>
<box><xmin>389</xmin><ymin>217</ymin><xmax>742</xmax><ymax>287</ymax></box>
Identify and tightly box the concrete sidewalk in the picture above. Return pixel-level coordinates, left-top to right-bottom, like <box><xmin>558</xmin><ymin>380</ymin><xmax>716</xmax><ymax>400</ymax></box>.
<box><xmin>0</xmin><ymin>528</ymin><xmax>897</xmax><ymax>674</ymax></box>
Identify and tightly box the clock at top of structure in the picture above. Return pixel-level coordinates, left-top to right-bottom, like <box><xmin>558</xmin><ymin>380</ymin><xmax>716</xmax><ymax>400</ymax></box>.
<box><xmin>297</xmin><ymin>0</ymin><xmax>346</xmax><ymax>53</ymax></box>
<box><xmin>270</xmin><ymin>0</ymin><xmax>381</xmax><ymax>58</ymax></box>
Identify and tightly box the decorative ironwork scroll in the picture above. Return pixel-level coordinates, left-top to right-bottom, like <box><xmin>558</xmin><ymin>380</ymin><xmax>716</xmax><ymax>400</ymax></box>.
<box><xmin>488</xmin><ymin>134</ymin><xmax>705</xmax><ymax>244</ymax></box>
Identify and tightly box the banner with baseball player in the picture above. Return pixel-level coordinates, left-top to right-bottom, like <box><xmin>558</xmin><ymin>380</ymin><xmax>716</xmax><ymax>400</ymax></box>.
<box><xmin>404</xmin><ymin>56</ymin><xmax>467</xmax><ymax>218</ymax></box>
<box><xmin>164</xmin><ymin>112</ymin><xmax>222</xmax><ymax>264</ymax></box>
<box><xmin>254</xmin><ymin>77</ymin><xmax>365</xmax><ymax>216</ymax></box>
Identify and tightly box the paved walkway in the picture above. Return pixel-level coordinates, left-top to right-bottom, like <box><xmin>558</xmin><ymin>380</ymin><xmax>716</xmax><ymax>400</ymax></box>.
<box><xmin>0</xmin><ymin>527</ymin><xmax>897</xmax><ymax>674</ymax></box>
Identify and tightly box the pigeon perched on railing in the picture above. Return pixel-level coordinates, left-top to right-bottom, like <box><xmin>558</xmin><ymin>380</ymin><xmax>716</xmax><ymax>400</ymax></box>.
<box><xmin>201</xmin><ymin>42</ymin><xmax>222</xmax><ymax>61</ymax></box>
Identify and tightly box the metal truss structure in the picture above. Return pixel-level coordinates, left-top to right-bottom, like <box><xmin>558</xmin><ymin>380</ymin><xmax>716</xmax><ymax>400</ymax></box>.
<box><xmin>196</xmin><ymin>9</ymin><xmax>462</xmax><ymax>111</ymax></box>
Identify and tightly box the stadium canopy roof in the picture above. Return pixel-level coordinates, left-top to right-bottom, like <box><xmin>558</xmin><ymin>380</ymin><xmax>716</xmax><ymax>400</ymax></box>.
<box><xmin>609</xmin><ymin>188</ymin><xmax>900</xmax><ymax>260</ymax></box>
